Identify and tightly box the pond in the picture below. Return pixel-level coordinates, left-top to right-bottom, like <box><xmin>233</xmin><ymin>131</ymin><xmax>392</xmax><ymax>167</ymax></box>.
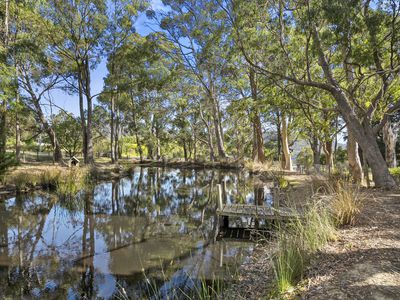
<box><xmin>0</xmin><ymin>167</ymin><xmax>276</xmax><ymax>299</ymax></box>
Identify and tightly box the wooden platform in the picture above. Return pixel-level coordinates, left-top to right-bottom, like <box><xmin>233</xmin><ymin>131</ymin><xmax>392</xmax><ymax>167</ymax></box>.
<box><xmin>217</xmin><ymin>204</ymin><xmax>300</xmax><ymax>220</ymax></box>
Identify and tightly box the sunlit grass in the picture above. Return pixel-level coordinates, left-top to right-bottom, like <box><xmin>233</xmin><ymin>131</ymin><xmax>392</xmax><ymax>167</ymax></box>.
<box><xmin>329</xmin><ymin>182</ymin><xmax>366</xmax><ymax>226</ymax></box>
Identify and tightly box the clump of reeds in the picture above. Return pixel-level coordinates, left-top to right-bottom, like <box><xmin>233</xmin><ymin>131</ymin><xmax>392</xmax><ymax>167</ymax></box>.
<box><xmin>272</xmin><ymin>179</ymin><xmax>366</xmax><ymax>295</ymax></box>
<box><xmin>272</xmin><ymin>197</ymin><xmax>337</xmax><ymax>293</ymax></box>
<box><xmin>329</xmin><ymin>182</ymin><xmax>365</xmax><ymax>226</ymax></box>
<box><xmin>56</xmin><ymin>167</ymin><xmax>89</xmax><ymax>196</ymax></box>
<box><xmin>39</xmin><ymin>168</ymin><xmax>62</xmax><ymax>188</ymax></box>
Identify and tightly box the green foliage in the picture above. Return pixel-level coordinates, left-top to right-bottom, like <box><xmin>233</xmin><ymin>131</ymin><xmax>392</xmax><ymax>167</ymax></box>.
<box><xmin>53</xmin><ymin>111</ymin><xmax>82</xmax><ymax>158</ymax></box>
<box><xmin>296</xmin><ymin>147</ymin><xmax>313</xmax><ymax>169</ymax></box>
<box><xmin>0</xmin><ymin>153</ymin><xmax>17</xmax><ymax>180</ymax></box>
<box><xmin>335</xmin><ymin>146</ymin><xmax>347</xmax><ymax>163</ymax></box>
<box><xmin>389</xmin><ymin>167</ymin><xmax>400</xmax><ymax>178</ymax></box>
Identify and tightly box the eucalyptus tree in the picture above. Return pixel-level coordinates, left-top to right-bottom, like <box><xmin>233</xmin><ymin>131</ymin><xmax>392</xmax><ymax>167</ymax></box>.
<box><xmin>156</xmin><ymin>0</ymin><xmax>234</xmax><ymax>159</ymax></box>
<box><xmin>10</xmin><ymin>1</ymin><xmax>68</xmax><ymax>163</ymax></box>
<box><xmin>43</xmin><ymin>0</ymin><xmax>108</xmax><ymax>164</ymax></box>
<box><xmin>102</xmin><ymin>0</ymin><xmax>149</xmax><ymax>163</ymax></box>
<box><xmin>103</xmin><ymin>32</ymin><xmax>179</xmax><ymax>160</ymax></box>
<box><xmin>223</xmin><ymin>0</ymin><xmax>400</xmax><ymax>188</ymax></box>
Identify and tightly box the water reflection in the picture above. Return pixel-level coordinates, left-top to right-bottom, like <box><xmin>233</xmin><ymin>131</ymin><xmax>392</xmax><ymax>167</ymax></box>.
<box><xmin>0</xmin><ymin>167</ymin><xmax>272</xmax><ymax>299</ymax></box>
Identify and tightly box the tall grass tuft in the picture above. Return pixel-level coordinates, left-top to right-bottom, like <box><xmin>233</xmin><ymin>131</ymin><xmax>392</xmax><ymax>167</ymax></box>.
<box><xmin>57</xmin><ymin>167</ymin><xmax>88</xmax><ymax>196</ymax></box>
<box><xmin>39</xmin><ymin>168</ymin><xmax>62</xmax><ymax>188</ymax></box>
<box><xmin>329</xmin><ymin>182</ymin><xmax>365</xmax><ymax>226</ymax></box>
<box><xmin>273</xmin><ymin>234</ymin><xmax>305</xmax><ymax>293</ymax></box>
<box><xmin>272</xmin><ymin>198</ymin><xmax>337</xmax><ymax>294</ymax></box>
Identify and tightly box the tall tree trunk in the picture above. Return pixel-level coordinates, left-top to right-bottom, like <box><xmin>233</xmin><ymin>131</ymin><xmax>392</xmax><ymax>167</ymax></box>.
<box><xmin>313</xmin><ymin>28</ymin><xmax>396</xmax><ymax>188</ymax></box>
<box><xmin>210</xmin><ymin>96</ymin><xmax>226</xmax><ymax>159</ymax></box>
<box><xmin>383</xmin><ymin>120</ymin><xmax>397</xmax><ymax>168</ymax></box>
<box><xmin>347</xmin><ymin>128</ymin><xmax>363</xmax><ymax>184</ymax></box>
<box><xmin>114</xmin><ymin>106</ymin><xmax>120</xmax><ymax>162</ymax></box>
<box><xmin>110</xmin><ymin>93</ymin><xmax>115</xmax><ymax>163</ymax></box>
<box><xmin>155</xmin><ymin>123</ymin><xmax>161</xmax><ymax>160</ymax></box>
<box><xmin>15</xmin><ymin>115</ymin><xmax>20</xmax><ymax>161</ymax></box>
<box><xmin>208</xmin><ymin>75</ymin><xmax>226</xmax><ymax>159</ymax></box>
<box><xmin>192</xmin><ymin>122</ymin><xmax>197</xmax><ymax>161</ymax></box>
<box><xmin>249</xmin><ymin>68</ymin><xmax>265</xmax><ymax>163</ymax></box>
<box><xmin>276</xmin><ymin>111</ymin><xmax>281</xmax><ymax>161</ymax></box>
<box><xmin>281</xmin><ymin>112</ymin><xmax>292</xmax><ymax>171</ymax></box>
<box><xmin>199</xmin><ymin>106</ymin><xmax>215</xmax><ymax>161</ymax></box>
<box><xmin>78</xmin><ymin>65</ymin><xmax>87</xmax><ymax>162</ymax></box>
<box><xmin>183</xmin><ymin>139</ymin><xmax>188</xmax><ymax>161</ymax></box>
<box><xmin>84</xmin><ymin>59</ymin><xmax>94</xmax><ymax>164</ymax></box>
<box><xmin>0</xmin><ymin>0</ymin><xmax>10</xmax><ymax>162</ymax></box>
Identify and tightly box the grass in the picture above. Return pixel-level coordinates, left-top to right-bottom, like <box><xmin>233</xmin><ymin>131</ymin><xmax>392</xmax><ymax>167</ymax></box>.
<box><xmin>56</xmin><ymin>167</ymin><xmax>89</xmax><ymax>196</ymax></box>
<box><xmin>272</xmin><ymin>198</ymin><xmax>337</xmax><ymax>294</ymax></box>
<box><xmin>4</xmin><ymin>166</ymin><xmax>90</xmax><ymax>196</ymax></box>
<box><xmin>272</xmin><ymin>180</ymin><xmax>364</xmax><ymax>295</ymax></box>
<box><xmin>245</xmin><ymin>160</ymin><xmax>274</xmax><ymax>173</ymax></box>
<box><xmin>272</xmin><ymin>181</ymin><xmax>366</xmax><ymax>294</ymax></box>
<box><xmin>138</xmin><ymin>272</ymin><xmax>226</xmax><ymax>300</ymax></box>
<box><xmin>329</xmin><ymin>182</ymin><xmax>366</xmax><ymax>226</ymax></box>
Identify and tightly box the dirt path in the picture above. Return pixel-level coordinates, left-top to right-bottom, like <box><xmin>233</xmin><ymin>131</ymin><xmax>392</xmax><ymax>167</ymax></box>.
<box><xmin>227</xmin><ymin>188</ymin><xmax>400</xmax><ymax>300</ymax></box>
<box><xmin>299</xmin><ymin>189</ymin><xmax>400</xmax><ymax>300</ymax></box>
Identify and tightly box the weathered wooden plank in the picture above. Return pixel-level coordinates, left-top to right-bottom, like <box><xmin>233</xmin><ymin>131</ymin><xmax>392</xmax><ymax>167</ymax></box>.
<box><xmin>217</xmin><ymin>204</ymin><xmax>301</xmax><ymax>220</ymax></box>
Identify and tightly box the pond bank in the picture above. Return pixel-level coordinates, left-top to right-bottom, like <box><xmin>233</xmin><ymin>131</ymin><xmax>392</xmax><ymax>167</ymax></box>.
<box><xmin>227</xmin><ymin>181</ymin><xmax>400</xmax><ymax>299</ymax></box>
<box><xmin>0</xmin><ymin>158</ymin><xmax>273</xmax><ymax>197</ymax></box>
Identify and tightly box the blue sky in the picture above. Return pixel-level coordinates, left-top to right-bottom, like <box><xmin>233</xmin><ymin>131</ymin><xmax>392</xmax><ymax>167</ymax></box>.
<box><xmin>44</xmin><ymin>0</ymin><xmax>165</xmax><ymax>117</ymax></box>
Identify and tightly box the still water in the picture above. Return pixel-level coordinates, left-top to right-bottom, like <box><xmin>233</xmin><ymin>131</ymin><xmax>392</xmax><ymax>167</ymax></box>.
<box><xmin>0</xmin><ymin>167</ymin><xmax>274</xmax><ymax>299</ymax></box>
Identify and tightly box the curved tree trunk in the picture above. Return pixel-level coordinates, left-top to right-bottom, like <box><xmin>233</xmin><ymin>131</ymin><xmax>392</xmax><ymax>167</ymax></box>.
<box><xmin>281</xmin><ymin>112</ymin><xmax>292</xmax><ymax>171</ymax></box>
<box><xmin>312</xmin><ymin>29</ymin><xmax>396</xmax><ymax>188</ymax></box>
<box><xmin>22</xmin><ymin>76</ymin><xmax>63</xmax><ymax>163</ymax></box>
<box><xmin>383</xmin><ymin>120</ymin><xmax>397</xmax><ymax>168</ymax></box>
<box><xmin>347</xmin><ymin>128</ymin><xmax>363</xmax><ymax>184</ymax></box>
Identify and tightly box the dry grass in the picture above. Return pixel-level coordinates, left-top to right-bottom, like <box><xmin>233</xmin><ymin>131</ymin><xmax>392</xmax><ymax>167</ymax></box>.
<box><xmin>3</xmin><ymin>165</ymin><xmax>90</xmax><ymax>195</ymax></box>
<box><xmin>329</xmin><ymin>183</ymin><xmax>366</xmax><ymax>226</ymax></box>
<box><xmin>245</xmin><ymin>160</ymin><xmax>275</xmax><ymax>172</ymax></box>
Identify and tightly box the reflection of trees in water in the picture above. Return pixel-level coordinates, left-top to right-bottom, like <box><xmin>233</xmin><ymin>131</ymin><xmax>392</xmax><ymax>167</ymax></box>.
<box><xmin>0</xmin><ymin>167</ymin><xmax>260</xmax><ymax>299</ymax></box>
<box><xmin>80</xmin><ymin>188</ymin><xmax>95</xmax><ymax>299</ymax></box>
